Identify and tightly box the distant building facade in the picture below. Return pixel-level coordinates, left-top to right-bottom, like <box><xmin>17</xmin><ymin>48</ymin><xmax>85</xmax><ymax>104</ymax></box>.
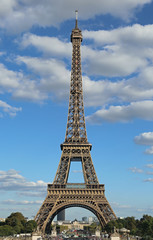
<box><xmin>0</xmin><ymin>218</ymin><xmax>5</xmax><ymax>222</ymax></box>
<box><xmin>82</xmin><ymin>217</ymin><xmax>88</xmax><ymax>222</ymax></box>
<box><xmin>52</xmin><ymin>219</ymin><xmax>90</xmax><ymax>230</ymax></box>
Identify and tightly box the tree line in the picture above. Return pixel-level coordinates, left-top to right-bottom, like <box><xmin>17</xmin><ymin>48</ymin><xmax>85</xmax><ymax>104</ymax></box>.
<box><xmin>0</xmin><ymin>212</ymin><xmax>37</xmax><ymax>236</ymax></box>
<box><xmin>0</xmin><ymin>212</ymin><xmax>153</xmax><ymax>238</ymax></box>
<box><xmin>104</xmin><ymin>215</ymin><xmax>153</xmax><ymax>239</ymax></box>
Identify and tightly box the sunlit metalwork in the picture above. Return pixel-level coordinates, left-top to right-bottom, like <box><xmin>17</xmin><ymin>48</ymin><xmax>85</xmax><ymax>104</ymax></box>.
<box><xmin>35</xmin><ymin>13</ymin><xmax>116</xmax><ymax>233</ymax></box>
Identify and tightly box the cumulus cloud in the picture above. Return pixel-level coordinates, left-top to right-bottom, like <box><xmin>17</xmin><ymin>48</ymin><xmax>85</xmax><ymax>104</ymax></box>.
<box><xmin>134</xmin><ymin>132</ymin><xmax>153</xmax><ymax>145</ymax></box>
<box><xmin>2</xmin><ymin>23</ymin><xmax>153</xmax><ymax>122</ymax></box>
<box><xmin>0</xmin><ymin>169</ymin><xmax>47</xmax><ymax>215</ymax></box>
<box><xmin>134</xmin><ymin>132</ymin><xmax>153</xmax><ymax>155</ymax></box>
<box><xmin>15</xmin><ymin>56</ymin><xmax>70</xmax><ymax>101</ymax></box>
<box><xmin>145</xmin><ymin>147</ymin><xmax>153</xmax><ymax>155</ymax></box>
<box><xmin>19</xmin><ymin>26</ymin><xmax>153</xmax><ymax>107</ymax></box>
<box><xmin>0</xmin><ymin>53</ymin><xmax>69</xmax><ymax>105</ymax></box>
<box><xmin>86</xmin><ymin>101</ymin><xmax>153</xmax><ymax>124</ymax></box>
<box><xmin>0</xmin><ymin>169</ymin><xmax>47</xmax><ymax>192</ymax></box>
<box><xmin>0</xmin><ymin>62</ymin><xmax>47</xmax><ymax>103</ymax></box>
<box><xmin>20</xmin><ymin>25</ymin><xmax>153</xmax><ymax>77</ymax></box>
<box><xmin>0</xmin><ymin>0</ymin><xmax>151</xmax><ymax>33</ymax></box>
<box><xmin>21</xmin><ymin>33</ymin><xmax>71</xmax><ymax>58</ymax></box>
<box><xmin>83</xmin><ymin>24</ymin><xmax>153</xmax><ymax>48</ymax></box>
<box><xmin>0</xmin><ymin>63</ymin><xmax>21</xmax><ymax>89</ymax></box>
<box><xmin>20</xmin><ymin>32</ymin><xmax>146</xmax><ymax>77</ymax></box>
<box><xmin>83</xmin><ymin>24</ymin><xmax>153</xmax><ymax>77</ymax></box>
<box><xmin>0</xmin><ymin>0</ymin><xmax>16</xmax><ymax>18</ymax></box>
<box><xmin>82</xmin><ymin>45</ymin><xmax>147</xmax><ymax>77</ymax></box>
<box><xmin>83</xmin><ymin>73</ymin><xmax>153</xmax><ymax>107</ymax></box>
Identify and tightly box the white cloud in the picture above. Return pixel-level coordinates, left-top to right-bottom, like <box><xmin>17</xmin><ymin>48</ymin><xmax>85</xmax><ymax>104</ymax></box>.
<box><xmin>0</xmin><ymin>100</ymin><xmax>22</xmax><ymax>117</ymax></box>
<box><xmin>145</xmin><ymin>147</ymin><xmax>153</xmax><ymax>155</ymax></box>
<box><xmin>0</xmin><ymin>62</ymin><xmax>46</xmax><ymax>103</ymax></box>
<box><xmin>15</xmin><ymin>56</ymin><xmax>70</xmax><ymax>101</ymax></box>
<box><xmin>0</xmin><ymin>0</ymin><xmax>151</xmax><ymax>33</ymax></box>
<box><xmin>83</xmin><ymin>72</ymin><xmax>153</xmax><ymax>107</ymax></box>
<box><xmin>134</xmin><ymin>133</ymin><xmax>153</xmax><ymax>155</ymax></box>
<box><xmin>18</xmin><ymin>27</ymin><xmax>153</xmax><ymax>107</ymax></box>
<box><xmin>129</xmin><ymin>167</ymin><xmax>143</xmax><ymax>173</ymax></box>
<box><xmin>83</xmin><ymin>24</ymin><xmax>153</xmax><ymax>48</ymax></box>
<box><xmin>0</xmin><ymin>169</ymin><xmax>47</xmax><ymax>218</ymax></box>
<box><xmin>2</xmin><ymin>24</ymin><xmax>153</xmax><ymax>122</ymax></box>
<box><xmin>0</xmin><ymin>52</ymin><xmax>5</xmax><ymax>56</ymax></box>
<box><xmin>0</xmin><ymin>54</ymin><xmax>70</xmax><ymax>104</ymax></box>
<box><xmin>146</xmin><ymin>171</ymin><xmax>153</xmax><ymax>175</ymax></box>
<box><xmin>2</xmin><ymin>199</ymin><xmax>43</xmax><ymax>205</ymax></box>
<box><xmin>146</xmin><ymin>164</ymin><xmax>153</xmax><ymax>169</ymax></box>
<box><xmin>112</xmin><ymin>202</ymin><xmax>153</xmax><ymax>218</ymax></box>
<box><xmin>0</xmin><ymin>169</ymin><xmax>48</xmax><ymax>192</ymax></box>
<box><xmin>72</xmin><ymin>170</ymin><xmax>83</xmax><ymax>173</ymax></box>
<box><xmin>86</xmin><ymin>101</ymin><xmax>153</xmax><ymax>124</ymax></box>
<box><xmin>83</xmin><ymin>24</ymin><xmax>153</xmax><ymax>77</ymax></box>
<box><xmin>20</xmin><ymin>25</ymin><xmax>153</xmax><ymax>77</ymax></box>
<box><xmin>111</xmin><ymin>202</ymin><xmax>131</xmax><ymax>209</ymax></box>
<box><xmin>0</xmin><ymin>63</ymin><xmax>21</xmax><ymax>89</ymax></box>
<box><xmin>21</xmin><ymin>33</ymin><xmax>71</xmax><ymax>58</ymax></box>
<box><xmin>17</xmin><ymin>192</ymin><xmax>46</xmax><ymax>198</ymax></box>
<box><xmin>144</xmin><ymin>178</ymin><xmax>153</xmax><ymax>182</ymax></box>
<box><xmin>134</xmin><ymin>132</ymin><xmax>153</xmax><ymax>145</ymax></box>
<box><xmin>20</xmin><ymin>32</ymin><xmax>146</xmax><ymax>77</ymax></box>
<box><xmin>13</xmin><ymin>78</ymin><xmax>47</xmax><ymax>102</ymax></box>
<box><xmin>0</xmin><ymin>0</ymin><xmax>16</xmax><ymax>18</ymax></box>
<box><xmin>82</xmin><ymin>45</ymin><xmax>147</xmax><ymax>77</ymax></box>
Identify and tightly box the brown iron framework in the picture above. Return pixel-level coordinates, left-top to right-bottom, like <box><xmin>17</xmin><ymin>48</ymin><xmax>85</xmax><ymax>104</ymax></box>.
<box><xmin>35</xmin><ymin>11</ymin><xmax>116</xmax><ymax>233</ymax></box>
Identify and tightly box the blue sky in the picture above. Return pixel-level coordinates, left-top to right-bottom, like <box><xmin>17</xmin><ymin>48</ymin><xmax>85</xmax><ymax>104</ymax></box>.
<box><xmin>0</xmin><ymin>0</ymin><xmax>153</xmax><ymax>221</ymax></box>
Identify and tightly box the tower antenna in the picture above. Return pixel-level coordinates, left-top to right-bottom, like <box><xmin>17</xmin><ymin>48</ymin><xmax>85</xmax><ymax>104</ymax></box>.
<box><xmin>75</xmin><ymin>10</ymin><xmax>78</xmax><ymax>28</ymax></box>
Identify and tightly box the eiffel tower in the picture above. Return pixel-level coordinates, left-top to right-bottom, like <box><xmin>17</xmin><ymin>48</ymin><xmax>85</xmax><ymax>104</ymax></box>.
<box><xmin>35</xmin><ymin>11</ymin><xmax>116</xmax><ymax>233</ymax></box>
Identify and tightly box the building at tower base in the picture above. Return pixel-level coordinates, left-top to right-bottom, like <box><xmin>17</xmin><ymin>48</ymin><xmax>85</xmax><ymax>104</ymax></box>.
<box><xmin>57</xmin><ymin>210</ymin><xmax>65</xmax><ymax>221</ymax></box>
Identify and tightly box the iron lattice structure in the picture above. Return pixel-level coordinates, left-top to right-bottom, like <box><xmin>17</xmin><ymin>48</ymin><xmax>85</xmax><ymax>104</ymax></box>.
<box><xmin>35</xmin><ymin>12</ymin><xmax>116</xmax><ymax>233</ymax></box>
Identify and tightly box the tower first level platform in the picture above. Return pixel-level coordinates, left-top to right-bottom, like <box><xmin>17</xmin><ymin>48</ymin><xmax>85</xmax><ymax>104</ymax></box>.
<box><xmin>35</xmin><ymin>183</ymin><xmax>116</xmax><ymax>233</ymax></box>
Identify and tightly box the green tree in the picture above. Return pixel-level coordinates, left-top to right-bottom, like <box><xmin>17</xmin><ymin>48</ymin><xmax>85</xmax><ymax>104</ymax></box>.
<box><xmin>104</xmin><ymin>215</ymin><xmax>153</xmax><ymax>239</ymax></box>
<box><xmin>6</xmin><ymin>212</ymin><xmax>26</xmax><ymax>226</ymax></box>
<box><xmin>138</xmin><ymin>215</ymin><xmax>153</xmax><ymax>237</ymax></box>
<box><xmin>0</xmin><ymin>212</ymin><xmax>37</xmax><ymax>236</ymax></box>
<box><xmin>0</xmin><ymin>225</ymin><xmax>15</xmax><ymax>236</ymax></box>
<box><xmin>26</xmin><ymin>220</ymin><xmax>37</xmax><ymax>233</ymax></box>
<box><xmin>104</xmin><ymin>220</ymin><xmax>118</xmax><ymax>233</ymax></box>
<box><xmin>124</xmin><ymin>217</ymin><xmax>137</xmax><ymax>235</ymax></box>
<box><xmin>5</xmin><ymin>212</ymin><xmax>26</xmax><ymax>234</ymax></box>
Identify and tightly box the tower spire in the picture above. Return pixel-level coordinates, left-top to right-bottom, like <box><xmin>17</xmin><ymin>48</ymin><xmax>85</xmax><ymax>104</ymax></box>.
<box><xmin>65</xmin><ymin>10</ymin><xmax>87</xmax><ymax>144</ymax></box>
<box><xmin>75</xmin><ymin>10</ymin><xmax>78</xmax><ymax>29</ymax></box>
